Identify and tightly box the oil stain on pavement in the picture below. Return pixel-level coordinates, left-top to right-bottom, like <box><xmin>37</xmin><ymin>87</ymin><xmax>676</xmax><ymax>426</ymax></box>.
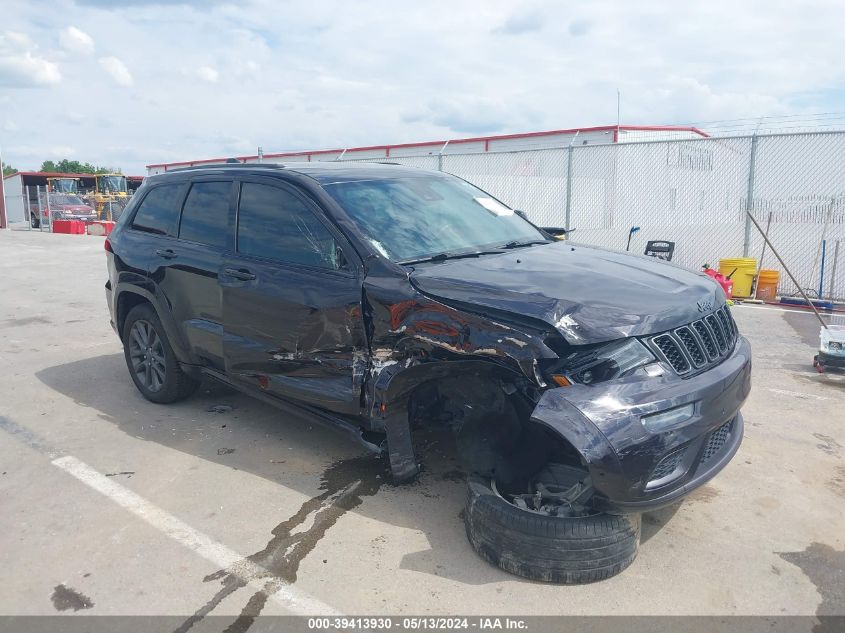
<box><xmin>175</xmin><ymin>454</ymin><xmax>388</xmax><ymax>633</ymax></box>
<box><xmin>779</xmin><ymin>542</ymin><xmax>845</xmax><ymax>633</ymax></box>
<box><xmin>51</xmin><ymin>584</ymin><xmax>93</xmax><ymax>611</ymax></box>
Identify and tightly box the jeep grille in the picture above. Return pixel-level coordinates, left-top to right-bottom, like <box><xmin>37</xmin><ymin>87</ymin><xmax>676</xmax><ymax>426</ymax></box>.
<box><xmin>646</xmin><ymin>306</ymin><xmax>737</xmax><ymax>376</ymax></box>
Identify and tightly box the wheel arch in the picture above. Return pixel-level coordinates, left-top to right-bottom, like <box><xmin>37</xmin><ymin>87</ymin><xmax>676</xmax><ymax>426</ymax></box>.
<box><xmin>374</xmin><ymin>358</ymin><xmax>584</xmax><ymax>484</ymax></box>
<box><xmin>115</xmin><ymin>285</ymin><xmax>193</xmax><ymax>365</ymax></box>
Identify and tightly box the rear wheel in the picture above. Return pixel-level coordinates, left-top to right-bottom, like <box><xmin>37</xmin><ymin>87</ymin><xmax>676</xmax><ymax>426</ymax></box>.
<box><xmin>122</xmin><ymin>303</ymin><xmax>199</xmax><ymax>403</ymax></box>
<box><xmin>464</xmin><ymin>469</ymin><xmax>640</xmax><ymax>584</ymax></box>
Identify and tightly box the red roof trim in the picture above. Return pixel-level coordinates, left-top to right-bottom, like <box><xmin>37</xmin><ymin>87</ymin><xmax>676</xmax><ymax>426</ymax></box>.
<box><xmin>145</xmin><ymin>125</ymin><xmax>710</xmax><ymax>169</ymax></box>
<box><xmin>3</xmin><ymin>171</ymin><xmax>144</xmax><ymax>180</ymax></box>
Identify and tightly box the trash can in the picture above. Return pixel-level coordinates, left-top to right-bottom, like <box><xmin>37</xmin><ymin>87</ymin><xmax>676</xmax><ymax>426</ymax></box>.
<box><xmin>755</xmin><ymin>269</ymin><xmax>780</xmax><ymax>301</ymax></box>
<box><xmin>719</xmin><ymin>258</ymin><xmax>757</xmax><ymax>298</ymax></box>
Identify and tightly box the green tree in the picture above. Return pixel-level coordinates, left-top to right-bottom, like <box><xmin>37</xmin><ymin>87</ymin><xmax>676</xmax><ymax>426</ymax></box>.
<box><xmin>39</xmin><ymin>159</ymin><xmax>122</xmax><ymax>174</ymax></box>
<box><xmin>2</xmin><ymin>163</ymin><xmax>17</xmax><ymax>177</ymax></box>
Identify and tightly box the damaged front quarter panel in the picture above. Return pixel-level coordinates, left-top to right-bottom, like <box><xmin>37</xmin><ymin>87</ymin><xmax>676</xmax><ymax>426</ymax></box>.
<box><xmin>358</xmin><ymin>262</ymin><xmax>559</xmax><ymax>481</ymax></box>
<box><xmin>362</xmin><ymin>267</ymin><xmax>556</xmax><ymax>404</ymax></box>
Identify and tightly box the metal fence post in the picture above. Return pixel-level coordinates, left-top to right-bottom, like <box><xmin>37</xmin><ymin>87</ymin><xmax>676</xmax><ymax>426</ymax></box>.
<box><xmin>743</xmin><ymin>134</ymin><xmax>759</xmax><ymax>257</ymax></box>
<box><xmin>564</xmin><ymin>131</ymin><xmax>578</xmax><ymax>231</ymax></box>
<box><xmin>565</xmin><ymin>145</ymin><xmax>574</xmax><ymax>231</ymax></box>
<box><xmin>44</xmin><ymin>186</ymin><xmax>52</xmax><ymax>232</ymax></box>
<box><xmin>25</xmin><ymin>186</ymin><xmax>32</xmax><ymax>230</ymax></box>
<box><xmin>437</xmin><ymin>140</ymin><xmax>449</xmax><ymax>172</ymax></box>
<box><xmin>36</xmin><ymin>186</ymin><xmax>44</xmax><ymax>232</ymax></box>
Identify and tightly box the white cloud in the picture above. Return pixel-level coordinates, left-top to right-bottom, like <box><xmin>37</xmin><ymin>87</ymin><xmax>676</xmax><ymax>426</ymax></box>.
<box><xmin>1</xmin><ymin>0</ymin><xmax>844</xmax><ymax>175</ymax></box>
<box><xmin>59</xmin><ymin>26</ymin><xmax>95</xmax><ymax>55</ymax></box>
<box><xmin>196</xmin><ymin>66</ymin><xmax>219</xmax><ymax>82</ymax></box>
<box><xmin>0</xmin><ymin>52</ymin><xmax>61</xmax><ymax>87</ymax></box>
<box><xmin>99</xmin><ymin>56</ymin><xmax>132</xmax><ymax>86</ymax></box>
<box><xmin>0</xmin><ymin>31</ymin><xmax>61</xmax><ymax>87</ymax></box>
<box><xmin>3</xmin><ymin>31</ymin><xmax>33</xmax><ymax>48</ymax></box>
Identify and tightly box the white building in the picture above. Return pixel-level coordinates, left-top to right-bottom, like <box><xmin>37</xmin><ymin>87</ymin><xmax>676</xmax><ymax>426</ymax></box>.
<box><xmin>145</xmin><ymin>125</ymin><xmax>708</xmax><ymax>175</ymax></box>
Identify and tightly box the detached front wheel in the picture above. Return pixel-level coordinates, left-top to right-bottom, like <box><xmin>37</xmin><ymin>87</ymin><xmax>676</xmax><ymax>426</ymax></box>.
<box><xmin>464</xmin><ymin>474</ymin><xmax>640</xmax><ymax>584</ymax></box>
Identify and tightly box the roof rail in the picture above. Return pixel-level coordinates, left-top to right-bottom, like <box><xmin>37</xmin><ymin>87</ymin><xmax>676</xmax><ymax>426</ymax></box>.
<box><xmin>163</xmin><ymin>163</ymin><xmax>286</xmax><ymax>173</ymax></box>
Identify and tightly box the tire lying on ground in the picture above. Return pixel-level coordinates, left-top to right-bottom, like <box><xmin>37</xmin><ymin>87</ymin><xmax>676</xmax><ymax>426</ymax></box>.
<box><xmin>464</xmin><ymin>475</ymin><xmax>640</xmax><ymax>584</ymax></box>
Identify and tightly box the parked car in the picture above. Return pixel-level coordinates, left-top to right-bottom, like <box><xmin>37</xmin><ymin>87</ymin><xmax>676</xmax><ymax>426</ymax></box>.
<box><xmin>104</xmin><ymin>163</ymin><xmax>751</xmax><ymax>583</ymax></box>
<box><xmin>30</xmin><ymin>194</ymin><xmax>97</xmax><ymax>228</ymax></box>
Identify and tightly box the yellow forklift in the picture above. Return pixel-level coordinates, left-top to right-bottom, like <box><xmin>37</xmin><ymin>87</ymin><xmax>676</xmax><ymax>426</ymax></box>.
<box><xmin>87</xmin><ymin>174</ymin><xmax>129</xmax><ymax>221</ymax></box>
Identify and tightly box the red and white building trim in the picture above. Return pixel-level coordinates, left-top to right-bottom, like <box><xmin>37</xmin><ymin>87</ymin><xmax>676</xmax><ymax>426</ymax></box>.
<box><xmin>145</xmin><ymin>125</ymin><xmax>709</xmax><ymax>175</ymax></box>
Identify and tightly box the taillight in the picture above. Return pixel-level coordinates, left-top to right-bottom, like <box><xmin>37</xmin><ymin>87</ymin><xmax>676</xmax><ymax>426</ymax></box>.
<box><xmin>104</xmin><ymin>238</ymin><xmax>113</xmax><ymax>253</ymax></box>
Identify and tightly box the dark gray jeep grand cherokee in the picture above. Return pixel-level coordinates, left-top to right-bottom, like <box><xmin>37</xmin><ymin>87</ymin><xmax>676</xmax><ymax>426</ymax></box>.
<box><xmin>105</xmin><ymin>162</ymin><xmax>751</xmax><ymax>584</ymax></box>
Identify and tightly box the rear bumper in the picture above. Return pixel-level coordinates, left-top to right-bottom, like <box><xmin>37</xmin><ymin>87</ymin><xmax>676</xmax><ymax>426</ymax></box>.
<box><xmin>530</xmin><ymin>335</ymin><xmax>751</xmax><ymax>514</ymax></box>
<box><xmin>105</xmin><ymin>279</ymin><xmax>117</xmax><ymax>334</ymax></box>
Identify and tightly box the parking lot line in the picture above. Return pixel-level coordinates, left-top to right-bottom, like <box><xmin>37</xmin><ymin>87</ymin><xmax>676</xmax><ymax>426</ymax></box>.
<box><xmin>49</xmin><ymin>454</ymin><xmax>340</xmax><ymax>615</ymax></box>
<box><xmin>0</xmin><ymin>413</ymin><xmax>339</xmax><ymax>616</ymax></box>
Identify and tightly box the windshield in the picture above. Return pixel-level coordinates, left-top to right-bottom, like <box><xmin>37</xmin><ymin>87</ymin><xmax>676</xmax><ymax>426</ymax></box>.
<box><xmin>323</xmin><ymin>174</ymin><xmax>546</xmax><ymax>262</ymax></box>
<box><xmin>98</xmin><ymin>175</ymin><xmax>127</xmax><ymax>193</ymax></box>
<box><xmin>50</xmin><ymin>179</ymin><xmax>78</xmax><ymax>193</ymax></box>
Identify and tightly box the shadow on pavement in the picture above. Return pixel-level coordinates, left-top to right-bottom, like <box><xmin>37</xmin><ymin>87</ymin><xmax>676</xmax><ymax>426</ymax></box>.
<box><xmin>36</xmin><ymin>354</ymin><xmax>517</xmax><ymax>587</ymax></box>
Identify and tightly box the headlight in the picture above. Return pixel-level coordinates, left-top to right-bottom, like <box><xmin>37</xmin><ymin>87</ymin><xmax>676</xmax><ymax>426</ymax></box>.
<box><xmin>547</xmin><ymin>338</ymin><xmax>656</xmax><ymax>386</ymax></box>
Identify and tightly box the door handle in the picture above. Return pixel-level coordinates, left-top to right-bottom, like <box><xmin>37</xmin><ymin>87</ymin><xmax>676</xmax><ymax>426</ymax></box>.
<box><xmin>224</xmin><ymin>267</ymin><xmax>256</xmax><ymax>281</ymax></box>
<box><xmin>155</xmin><ymin>248</ymin><xmax>177</xmax><ymax>259</ymax></box>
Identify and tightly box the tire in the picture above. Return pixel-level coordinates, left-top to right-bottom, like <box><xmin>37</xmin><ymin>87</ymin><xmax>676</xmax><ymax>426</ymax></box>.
<box><xmin>122</xmin><ymin>303</ymin><xmax>199</xmax><ymax>404</ymax></box>
<box><xmin>464</xmin><ymin>475</ymin><xmax>640</xmax><ymax>584</ymax></box>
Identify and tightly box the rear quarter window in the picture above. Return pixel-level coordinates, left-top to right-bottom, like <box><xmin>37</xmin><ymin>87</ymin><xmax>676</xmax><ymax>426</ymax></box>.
<box><xmin>131</xmin><ymin>184</ymin><xmax>184</xmax><ymax>236</ymax></box>
<box><xmin>178</xmin><ymin>181</ymin><xmax>231</xmax><ymax>248</ymax></box>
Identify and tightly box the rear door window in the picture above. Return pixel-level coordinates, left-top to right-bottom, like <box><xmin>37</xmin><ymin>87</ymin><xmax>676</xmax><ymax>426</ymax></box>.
<box><xmin>178</xmin><ymin>181</ymin><xmax>231</xmax><ymax>248</ymax></box>
<box><xmin>237</xmin><ymin>182</ymin><xmax>341</xmax><ymax>270</ymax></box>
<box><xmin>131</xmin><ymin>184</ymin><xmax>184</xmax><ymax>236</ymax></box>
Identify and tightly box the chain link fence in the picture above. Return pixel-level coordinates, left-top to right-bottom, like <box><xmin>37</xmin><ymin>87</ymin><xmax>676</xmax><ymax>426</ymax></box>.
<box><xmin>2</xmin><ymin>184</ymin><xmax>133</xmax><ymax>230</ymax></box>
<box><xmin>334</xmin><ymin>130</ymin><xmax>845</xmax><ymax>301</ymax></box>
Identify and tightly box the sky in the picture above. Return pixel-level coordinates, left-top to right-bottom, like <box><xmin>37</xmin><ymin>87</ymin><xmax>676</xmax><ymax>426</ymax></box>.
<box><xmin>0</xmin><ymin>0</ymin><xmax>843</xmax><ymax>175</ymax></box>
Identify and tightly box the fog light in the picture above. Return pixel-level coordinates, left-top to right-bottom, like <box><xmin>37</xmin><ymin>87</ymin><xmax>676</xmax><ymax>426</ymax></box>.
<box><xmin>642</xmin><ymin>403</ymin><xmax>696</xmax><ymax>432</ymax></box>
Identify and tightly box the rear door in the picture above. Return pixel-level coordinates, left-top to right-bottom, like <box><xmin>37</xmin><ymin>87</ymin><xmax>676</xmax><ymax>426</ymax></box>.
<box><xmin>220</xmin><ymin>177</ymin><xmax>367</xmax><ymax>416</ymax></box>
<box><xmin>151</xmin><ymin>178</ymin><xmax>234</xmax><ymax>369</ymax></box>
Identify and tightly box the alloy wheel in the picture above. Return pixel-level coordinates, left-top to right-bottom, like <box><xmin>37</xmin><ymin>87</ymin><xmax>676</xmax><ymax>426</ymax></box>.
<box><xmin>128</xmin><ymin>319</ymin><xmax>166</xmax><ymax>392</ymax></box>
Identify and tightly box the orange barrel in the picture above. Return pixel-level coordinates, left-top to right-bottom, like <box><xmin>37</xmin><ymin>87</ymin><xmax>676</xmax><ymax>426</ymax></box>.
<box><xmin>719</xmin><ymin>258</ymin><xmax>757</xmax><ymax>298</ymax></box>
<box><xmin>755</xmin><ymin>269</ymin><xmax>781</xmax><ymax>301</ymax></box>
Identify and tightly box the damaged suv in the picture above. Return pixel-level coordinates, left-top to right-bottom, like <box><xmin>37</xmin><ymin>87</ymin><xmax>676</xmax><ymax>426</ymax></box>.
<box><xmin>105</xmin><ymin>162</ymin><xmax>751</xmax><ymax>583</ymax></box>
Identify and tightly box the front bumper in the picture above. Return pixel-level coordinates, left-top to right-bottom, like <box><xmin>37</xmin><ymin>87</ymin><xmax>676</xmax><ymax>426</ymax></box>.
<box><xmin>530</xmin><ymin>335</ymin><xmax>752</xmax><ymax>513</ymax></box>
<box><xmin>815</xmin><ymin>351</ymin><xmax>845</xmax><ymax>372</ymax></box>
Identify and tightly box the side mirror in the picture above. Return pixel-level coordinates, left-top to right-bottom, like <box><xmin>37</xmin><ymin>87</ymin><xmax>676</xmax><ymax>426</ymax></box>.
<box><xmin>541</xmin><ymin>227</ymin><xmax>574</xmax><ymax>240</ymax></box>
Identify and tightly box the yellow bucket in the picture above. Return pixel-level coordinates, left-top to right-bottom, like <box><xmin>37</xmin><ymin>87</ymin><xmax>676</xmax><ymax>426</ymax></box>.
<box><xmin>719</xmin><ymin>258</ymin><xmax>757</xmax><ymax>298</ymax></box>
<box><xmin>755</xmin><ymin>269</ymin><xmax>780</xmax><ymax>301</ymax></box>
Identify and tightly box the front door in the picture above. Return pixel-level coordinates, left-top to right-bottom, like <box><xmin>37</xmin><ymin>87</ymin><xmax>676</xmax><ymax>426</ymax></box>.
<box><xmin>220</xmin><ymin>177</ymin><xmax>367</xmax><ymax>416</ymax></box>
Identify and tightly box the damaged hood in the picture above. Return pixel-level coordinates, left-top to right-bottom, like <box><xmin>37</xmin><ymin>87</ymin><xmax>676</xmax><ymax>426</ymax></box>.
<box><xmin>409</xmin><ymin>241</ymin><xmax>723</xmax><ymax>345</ymax></box>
